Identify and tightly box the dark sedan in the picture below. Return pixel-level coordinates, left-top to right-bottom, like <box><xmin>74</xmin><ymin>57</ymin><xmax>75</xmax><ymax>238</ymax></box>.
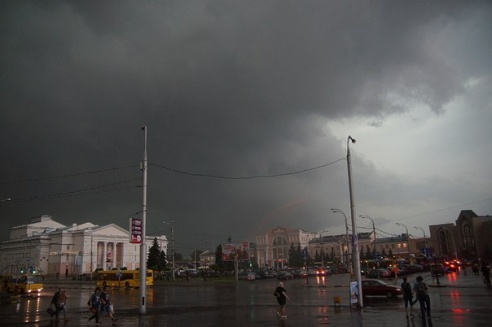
<box><xmin>277</xmin><ymin>271</ymin><xmax>294</xmax><ymax>280</ymax></box>
<box><xmin>366</xmin><ymin>268</ymin><xmax>390</xmax><ymax>279</ymax></box>
<box><xmin>361</xmin><ymin>279</ymin><xmax>403</xmax><ymax>298</ymax></box>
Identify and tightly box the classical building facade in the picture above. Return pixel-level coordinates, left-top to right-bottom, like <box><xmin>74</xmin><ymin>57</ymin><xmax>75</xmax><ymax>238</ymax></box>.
<box><xmin>0</xmin><ymin>215</ymin><xmax>168</xmax><ymax>278</ymax></box>
<box><xmin>255</xmin><ymin>226</ymin><xmax>317</xmax><ymax>269</ymax></box>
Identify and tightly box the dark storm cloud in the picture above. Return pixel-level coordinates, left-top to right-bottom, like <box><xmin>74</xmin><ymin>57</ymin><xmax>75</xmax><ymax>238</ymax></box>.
<box><xmin>1</xmin><ymin>1</ymin><xmax>490</xmax><ymax>251</ymax></box>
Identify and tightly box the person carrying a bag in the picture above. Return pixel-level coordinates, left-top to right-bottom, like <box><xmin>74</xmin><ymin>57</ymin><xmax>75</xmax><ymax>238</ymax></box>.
<box><xmin>49</xmin><ymin>288</ymin><xmax>62</xmax><ymax>320</ymax></box>
<box><xmin>101</xmin><ymin>286</ymin><xmax>117</xmax><ymax>323</ymax></box>
<box><xmin>88</xmin><ymin>287</ymin><xmax>102</xmax><ymax>325</ymax></box>
<box><xmin>414</xmin><ymin>276</ymin><xmax>431</xmax><ymax>319</ymax></box>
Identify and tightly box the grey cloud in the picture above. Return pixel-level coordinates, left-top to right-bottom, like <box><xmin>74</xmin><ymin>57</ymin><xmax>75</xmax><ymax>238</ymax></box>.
<box><xmin>1</xmin><ymin>1</ymin><xmax>490</xmax><ymax>249</ymax></box>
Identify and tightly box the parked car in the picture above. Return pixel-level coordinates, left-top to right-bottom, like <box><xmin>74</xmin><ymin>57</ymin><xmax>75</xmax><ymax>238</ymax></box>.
<box><xmin>444</xmin><ymin>260</ymin><xmax>459</xmax><ymax>272</ymax></box>
<box><xmin>257</xmin><ymin>270</ymin><xmax>275</xmax><ymax>279</ymax></box>
<box><xmin>238</xmin><ymin>272</ymin><xmax>256</xmax><ymax>281</ymax></box>
<box><xmin>277</xmin><ymin>271</ymin><xmax>294</xmax><ymax>280</ymax></box>
<box><xmin>292</xmin><ymin>269</ymin><xmax>307</xmax><ymax>279</ymax></box>
<box><xmin>361</xmin><ymin>279</ymin><xmax>403</xmax><ymax>298</ymax></box>
<box><xmin>429</xmin><ymin>263</ymin><xmax>446</xmax><ymax>276</ymax></box>
<box><xmin>366</xmin><ymin>268</ymin><xmax>390</xmax><ymax>279</ymax></box>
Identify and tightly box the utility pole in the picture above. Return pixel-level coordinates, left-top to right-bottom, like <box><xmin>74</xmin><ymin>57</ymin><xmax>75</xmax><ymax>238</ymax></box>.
<box><xmin>139</xmin><ymin>126</ymin><xmax>148</xmax><ymax>314</ymax></box>
<box><xmin>347</xmin><ymin>135</ymin><xmax>363</xmax><ymax>308</ymax></box>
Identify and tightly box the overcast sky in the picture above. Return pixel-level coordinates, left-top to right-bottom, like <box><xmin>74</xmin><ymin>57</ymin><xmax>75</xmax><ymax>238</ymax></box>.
<box><xmin>1</xmin><ymin>1</ymin><xmax>491</xmax><ymax>256</ymax></box>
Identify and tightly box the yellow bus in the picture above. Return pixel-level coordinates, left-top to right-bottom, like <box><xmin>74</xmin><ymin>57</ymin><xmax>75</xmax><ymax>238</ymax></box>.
<box><xmin>6</xmin><ymin>274</ymin><xmax>43</xmax><ymax>294</ymax></box>
<box><xmin>95</xmin><ymin>270</ymin><xmax>153</xmax><ymax>288</ymax></box>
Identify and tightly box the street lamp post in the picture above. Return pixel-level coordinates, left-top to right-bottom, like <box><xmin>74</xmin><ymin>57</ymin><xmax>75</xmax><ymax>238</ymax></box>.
<box><xmin>414</xmin><ymin>226</ymin><xmax>426</xmax><ymax>239</ymax></box>
<box><xmin>414</xmin><ymin>226</ymin><xmax>427</xmax><ymax>254</ymax></box>
<box><xmin>319</xmin><ymin>230</ymin><xmax>329</xmax><ymax>267</ymax></box>
<box><xmin>442</xmin><ymin>228</ymin><xmax>458</xmax><ymax>260</ymax></box>
<box><xmin>139</xmin><ymin>125</ymin><xmax>148</xmax><ymax>314</ymax></box>
<box><xmin>346</xmin><ymin>135</ymin><xmax>363</xmax><ymax>308</ymax></box>
<box><xmin>163</xmin><ymin>221</ymin><xmax>175</xmax><ymax>281</ymax></box>
<box><xmin>331</xmin><ymin>208</ymin><xmax>351</xmax><ymax>275</ymax></box>
<box><xmin>359</xmin><ymin>215</ymin><xmax>376</xmax><ymax>244</ymax></box>
<box><xmin>396</xmin><ymin>223</ymin><xmax>409</xmax><ymax>256</ymax></box>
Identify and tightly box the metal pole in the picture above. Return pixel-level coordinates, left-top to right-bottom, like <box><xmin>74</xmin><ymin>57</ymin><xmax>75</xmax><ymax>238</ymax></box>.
<box><xmin>360</xmin><ymin>215</ymin><xmax>376</xmax><ymax>244</ymax></box>
<box><xmin>164</xmin><ymin>220</ymin><xmax>175</xmax><ymax>280</ymax></box>
<box><xmin>347</xmin><ymin>135</ymin><xmax>363</xmax><ymax>307</ymax></box>
<box><xmin>172</xmin><ymin>223</ymin><xmax>175</xmax><ymax>280</ymax></box>
<box><xmin>139</xmin><ymin>126</ymin><xmax>148</xmax><ymax>314</ymax></box>
<box><xmin>414</xmin><ymin>226</ymin><xmax>427</xmax><ymax>254</ymax></box>
<box><xmin>450</xmin><ymin>230</ymin><xmax>458</xmax><ymax>260</ymax></box>
<box><xmin>331</xmin><ymin>208</ymin><xmax>352</xmax><ymax>276</ymax></box>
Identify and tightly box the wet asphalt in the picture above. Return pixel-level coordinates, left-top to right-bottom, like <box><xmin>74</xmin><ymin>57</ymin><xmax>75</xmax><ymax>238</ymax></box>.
<box><xmin>1</xmin><ymin>268</ymin><xmax>491</xmax><ymax>326</ymax></box>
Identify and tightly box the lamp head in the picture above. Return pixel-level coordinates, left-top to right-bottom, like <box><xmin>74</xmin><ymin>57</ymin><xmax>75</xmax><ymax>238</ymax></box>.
<box><xmin>348</xmin><ymin>136</ymin><xmax>356</xmax><ymax>143</ymax></box>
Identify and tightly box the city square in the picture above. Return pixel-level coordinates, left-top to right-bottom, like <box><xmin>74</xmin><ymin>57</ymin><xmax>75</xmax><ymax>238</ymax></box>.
<box><xmin>1</xmin><ymin>270</ymin><xmax>491</xmax><ymax>326</ymax></box>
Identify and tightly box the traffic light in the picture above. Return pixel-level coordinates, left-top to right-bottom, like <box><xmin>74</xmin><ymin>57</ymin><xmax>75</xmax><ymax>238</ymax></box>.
<box><xmin>20</xmin><ymin>267</ymin><xmax>24</xmax><ymax>274</ymax></box>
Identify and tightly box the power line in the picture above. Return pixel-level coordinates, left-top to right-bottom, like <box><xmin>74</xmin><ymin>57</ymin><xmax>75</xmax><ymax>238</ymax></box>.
<box><xmin>149</xmin><ymin>157</ymin><xmax>346</xmax><ymax>180</ymax></box>
<box><xmin>397</xmin><ymin>198</ymin><xmax>492</xmax><ymax>222</ymax></box>
<box><xmin>9</xmin><ymin>177</ymin><xmax>141</xmax><ymax>202</ymax></box>
<box><xmin>0</xmin><ymin>164</ymin><xmax>139</xmax><ymax>185</ymax></box>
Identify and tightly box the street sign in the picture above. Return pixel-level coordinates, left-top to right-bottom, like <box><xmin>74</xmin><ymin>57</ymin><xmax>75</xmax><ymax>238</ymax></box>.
<box><xmin>130</xmin><ymin>218</ymin><xmax>142</xmax><ymax>244</ymax></box>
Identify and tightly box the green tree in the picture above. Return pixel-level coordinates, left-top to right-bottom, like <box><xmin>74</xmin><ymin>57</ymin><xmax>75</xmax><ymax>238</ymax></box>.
<box><xmin>147</xmin><ymin>237</ymin><xmax>167</xmax><ymax>271</ymax></box>
<box><xmin>305</xmin><ymin>247</ymin><xmax>314</xmax><ymax>266</ymax></box>
<box><xmin>215</xmin><ymin>244</ymin><xmax>224</xmax><ymax>270</ymax></box>
<box><xmin>288</xmin><ymin>243</ymin><xmax>296</xmax><ymax>266</ymax></box>
<box><xmin>296</xmin><ymin>243</ymin><xmax>304</xmax><ymax>267</ymax></box>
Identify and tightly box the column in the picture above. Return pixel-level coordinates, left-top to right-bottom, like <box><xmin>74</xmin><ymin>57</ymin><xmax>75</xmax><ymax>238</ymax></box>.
<box><xmin>113</xmin><ymin>243</ymin><xmax>118</xmax><ymax>269</ymax></box>
<box><xmin>102</xmin><ymin>242</ymin><xmax>107</xmax><ymax>270</ymax></box>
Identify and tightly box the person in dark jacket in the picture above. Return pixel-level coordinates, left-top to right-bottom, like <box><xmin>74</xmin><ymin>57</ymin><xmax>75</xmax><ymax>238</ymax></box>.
<box><xmin>414</xmin><ymin>276</ymin><xmax>431</xmax><ymax>319</ymax></box>
<box><xmin>274</xmin><ymin>282</ymin><xmax>290</xmax><ymax>318</ymax></box>
<box><xmin>401</xmin><ymin>277</ymin><xmax>415</xmax><ymax>318</ymax></box>
<box><xmin>50</xmin><ymin>288</ymin><xmax>63</xmax><ymax>320</ymax></box>
<box><xmin>88</xmin><ymin>287</ymin><xmax>102</xmax><ymax>324</ymax></box>
<box><xmin>101</xmin><ymin>286</ymin><xmax>117</xmax><ymax>323</ymax></box>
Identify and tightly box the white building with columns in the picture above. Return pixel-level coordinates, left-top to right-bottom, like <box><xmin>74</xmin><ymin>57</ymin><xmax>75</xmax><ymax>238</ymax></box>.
<box><xmin>0</xmin><ymin>215</ymin><xmax>168</xmax><ymax>278</ymax></box>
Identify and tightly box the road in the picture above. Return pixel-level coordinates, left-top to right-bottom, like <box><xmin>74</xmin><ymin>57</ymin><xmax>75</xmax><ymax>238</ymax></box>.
<box><xmin>0</xmin><ymin>269</ymin><xmax>491</xmax><ymax>326</ymax></box>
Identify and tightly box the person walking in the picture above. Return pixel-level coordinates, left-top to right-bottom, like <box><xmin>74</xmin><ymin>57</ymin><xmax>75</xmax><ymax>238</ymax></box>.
<box><xmin>391</xmin><ymin>265</ymin><xmax>399</xmax><ymax>284</ymax></box>
<box><xmin>88</xmin><ymin>287</ymin><xmax>102</xmax><ymax>325</ymax></box>
<box><xmin>481</xmin><ymin>261</ymin><xmax>491</xmax><ymax>288</ymax></box>
<box><xmin>58</xmin><ymin>288</ymin><xmax>67</xmax><ymax>321</ymax></box>
<box><xmin>414</xmin><ymin>276</ymin><xmax>431</xmax><ymax>319</ymax></box>
<box><xmin>50</xmin><ymin>287</ymin><xmax>62</xmax><ymax>320</ymax></box>
<box><xmin>274</xmin><ymin>281</ymin><xmax>290</xmax><ymax>318</ymax></box>
<box><xmin>401</xmin><ymin>277</ymin><xmax>415</xmax><ymax>319</ymax></box>
<box><xmin>101</xmin><ymin>286</ymin><xmax>117</xmax><ymax>323</ymax></box>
